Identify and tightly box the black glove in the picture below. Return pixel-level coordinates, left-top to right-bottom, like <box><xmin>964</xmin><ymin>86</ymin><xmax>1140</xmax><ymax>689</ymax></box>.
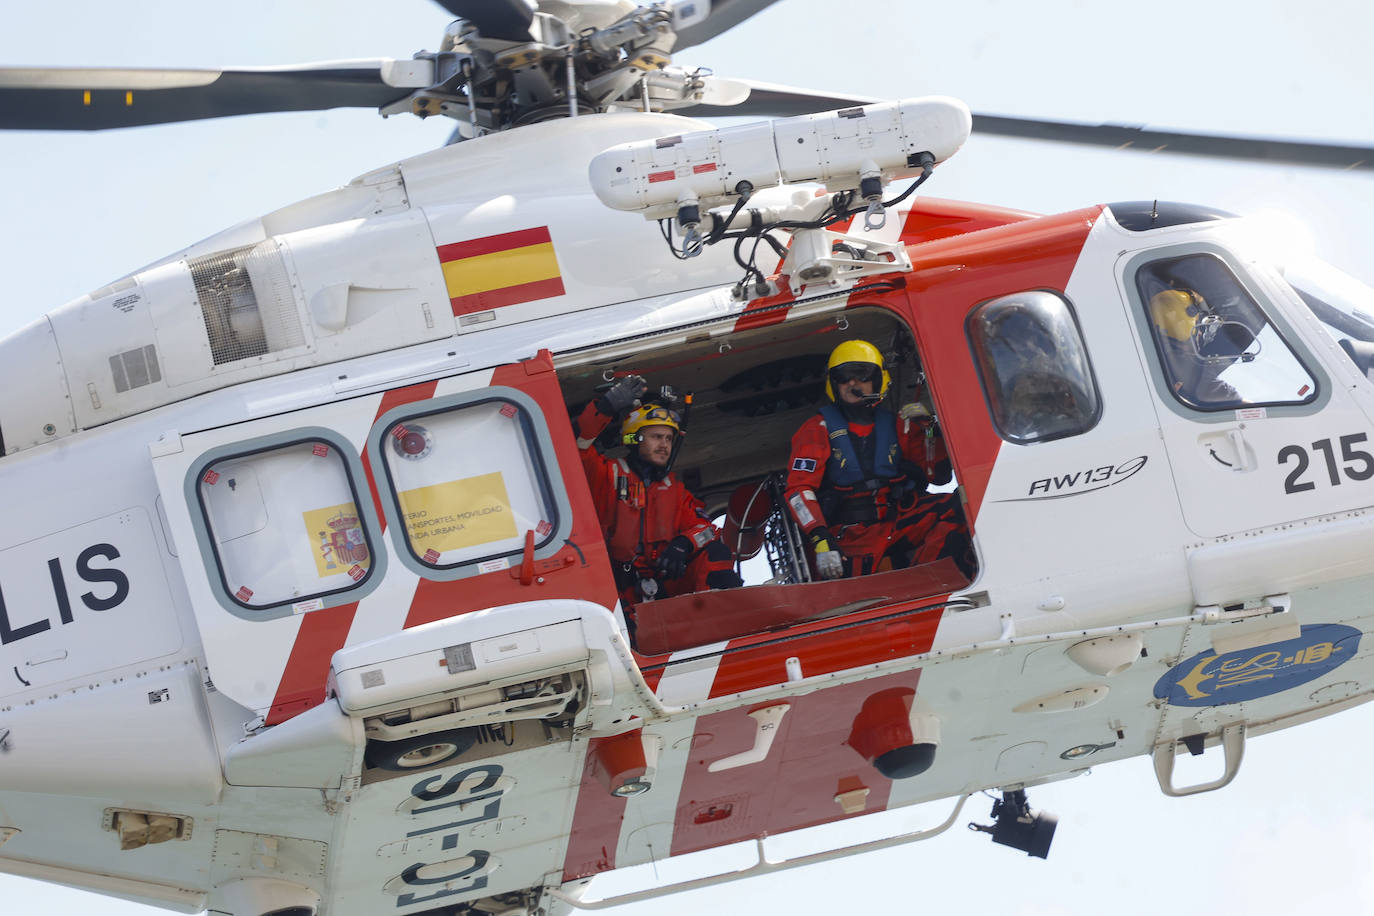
<box><xmin>655</xmin><ymin>535</ymin><xmax>694</xmax><ymax>580</ymax></box>
<box><xmin>896</xmin><ymin>478</ymin><xmax>920</xmax><ymax>510</ymax></box>
<box><xmin>601</xmin><ymin>374</ymin><xmax>647</xmax><ymax>416</ymax></box>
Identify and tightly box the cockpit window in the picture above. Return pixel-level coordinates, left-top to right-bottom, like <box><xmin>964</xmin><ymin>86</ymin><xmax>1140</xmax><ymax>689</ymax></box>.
<box><xmin>1280</xmin><ymin>256</ymin><xmax>1374</xmax><ymax>380</ymax></box>
<box><xmin>1136</xmin><ymin>254</ymin><xmax>1317</xmax><ymax>410</ymax></box>
<box><xmin>968</xmin><ymin>291</ymin><xmax>1101</xmax><ymax>444</ymax></box>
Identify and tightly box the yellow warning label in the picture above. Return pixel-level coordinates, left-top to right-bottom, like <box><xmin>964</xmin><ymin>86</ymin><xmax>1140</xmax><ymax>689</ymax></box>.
<box><xmin>399</xmin><ymin>472</ymin><xmax>518</xmax><ymax>556</ymax></box>
<box><xmin>303</xmin><ymin>502</ymin><xmax>371</xmax><ymax>579</ymax></box>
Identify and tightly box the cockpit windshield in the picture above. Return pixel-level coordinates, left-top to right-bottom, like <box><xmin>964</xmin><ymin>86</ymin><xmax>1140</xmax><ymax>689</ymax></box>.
<box><xmin>1280</xmin><ymin>256</ymin><xmax>1374</xmax><ymax>376</ymax></box>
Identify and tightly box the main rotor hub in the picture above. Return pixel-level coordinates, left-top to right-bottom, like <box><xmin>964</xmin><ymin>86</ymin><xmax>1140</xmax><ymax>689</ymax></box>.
<box><xmin>392</xmin><ymin>1</ymin><xmax>722</xmax><ymax>138</ymax></box>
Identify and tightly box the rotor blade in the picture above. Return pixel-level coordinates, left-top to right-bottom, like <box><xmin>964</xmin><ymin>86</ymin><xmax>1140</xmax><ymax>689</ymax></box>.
<box><xmin>431</xmin><ymin>0</ymin><xmax>535</xmax><ymax>42</ymax></box>
<box><xmin>674</xmin><ymin>79</ymin><xmax>877</xmax><ymax>118</ymax></box>
<box><xmin>972</xmin><ymin>113</ymin><xmax>1374</xmax><ymax>172</ymax></box>
<box><xmin>0</xmin><ymin>61</ymin><xmax>432</xmax><ymax>130</ymax></box>
<box><xmin>680</xmin><ymin>87</ymin><xmax>1374</xmax><ymax>172</ymax></box>
<box><xmin>673</xmin><ymin>0</ymin><xmax>781</xmax><ymax>52</ymax></box>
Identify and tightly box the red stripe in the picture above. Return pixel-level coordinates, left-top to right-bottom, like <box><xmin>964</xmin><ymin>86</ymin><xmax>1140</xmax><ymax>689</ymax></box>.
<box><xmin>732</xmin><ymin>283</ymin><xmax>796</xmax><ymax>333</ymax></box>
<box><xmin>692</xmin><ymin>162</ymin><xmax>717</xmax><ymax>174</ymax></box>
<box><xmin>898</xmin><ymin>197</ymin><xmax>1036</xmax><ymax>246</ymax></box>
<box><xmin>707</xmin><ymin>596</ymin><xmax>945</xmax><ymax>698</ymax></box>
<box><xmin>361</xmin><ymin>381</ymin><xmax>440</xmax><ymax>529</ymax></box>
<box><xmin>450</xmin><ymin>276</ymin><xmax>566</xmax><ymax>316</ymax></box>
<box><xmin>436</xmin><ymin>226</ymin><xmax>552</xmax><ymax>262</ymax></box>
<box><xmin>904</xmin><ymin>206</ymin><xmax>1099</xmax><ymax>523</ymax></box>
<box><xmin>561</xmin><ymin>739</ymin><xmax>631</xmax><ymax>881</ymax></box>
<box><xmin>264</xmin><ymin>602</ymin><xmax>358</xmax><ymax>726</ymax></box>
<box><xmin>562</xmin><ymin>642</ymin><xmax>665</xmax><ymax>881</ymax></box>
<box><xmin>667</xmin><ymin>588</ymin><xmax>944</xmax><ymax>855</ymax></box>
<box><xmin>264</xmin><ymin>381</ymin><xmax>439</xmax><ymax>725</ymax></box>
<box><xmin>648</xmin><ymin>169</ymin><xmax>676</xmax><ymax>183</ymax></box>
<box><xmin>405</xmin><ymin>576</ymin><xmax>472</xmax><ymax>629</ymax></box>
<box><xmin>670</xmin><ymin>671</ymin><xmax>922</xmax><ymax>856</ymax></box>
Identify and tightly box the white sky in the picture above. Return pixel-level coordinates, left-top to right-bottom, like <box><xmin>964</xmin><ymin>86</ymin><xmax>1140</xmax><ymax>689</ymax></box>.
<box><xmin>4</xmin><ymin>1</ymin><xmax>1374</xmax><ymax>914</ymax></box>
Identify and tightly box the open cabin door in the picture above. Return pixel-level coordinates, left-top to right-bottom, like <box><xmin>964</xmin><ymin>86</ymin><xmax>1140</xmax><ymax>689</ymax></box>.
<box><xmin>151</xmin><ymin>350</ymin><xmax>617</xmax><ymax>721</ymax></box>
<box><xmin>543</xmin><ymin>299</ymin><xmax>977</xmax><ymax>669</ymax></box>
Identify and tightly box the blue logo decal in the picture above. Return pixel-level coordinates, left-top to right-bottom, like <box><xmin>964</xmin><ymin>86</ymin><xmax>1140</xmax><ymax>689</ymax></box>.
<box><xmin>1153</xmin><ymin>623</ymin><xmax>1361</xmax><ymax>707</ymax></box>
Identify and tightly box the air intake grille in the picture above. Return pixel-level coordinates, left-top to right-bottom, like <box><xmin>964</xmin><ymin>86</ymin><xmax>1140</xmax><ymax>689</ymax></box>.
<box><xmin>109</xmin><ymin>344</ymin><xmax>162</xmax><ymax>392</ymax></box>
<box><xmin>189</xmin><ymin>241</ymin><xmax>304</xmax><ymax>366</ymax></box>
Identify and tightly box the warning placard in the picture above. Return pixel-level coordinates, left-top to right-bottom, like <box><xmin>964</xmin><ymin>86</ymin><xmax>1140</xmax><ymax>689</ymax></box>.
<box><xmin>398</xmin><ymin>471</ymin><xmax>518</xmax><ymax>557</ymax></box>
<box><xmin>303</xmin><ymin>501</ymin><xmax>371</xmax><ymax>579</ymax></box>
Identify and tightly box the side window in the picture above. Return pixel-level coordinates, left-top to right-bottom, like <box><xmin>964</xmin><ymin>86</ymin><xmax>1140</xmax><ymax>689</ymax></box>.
<box><xmin>968</xmin><ymin>291</ymin><xmax>1101</xmax><ymax>444</ymax></box>
<box><xmin>1136</xmin><ymin>254</ymin><xmax>1317</xmax><ymax>410</ymax></box>
<box><xmin>195</xmin><ymin>435</ymin><xmax>378</xmax><ymax>612</ymax></box>
<box><xmin>377</xmin><ymin>394</ymin><xmax>561</xmax><ymax>573</ymax></box>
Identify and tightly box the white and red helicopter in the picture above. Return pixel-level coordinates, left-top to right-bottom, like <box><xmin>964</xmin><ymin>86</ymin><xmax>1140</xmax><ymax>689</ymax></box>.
<box><xmin>4</xmin><ymin>2</ymin><xmax>1374</xmax><ymax>915</ymax></box>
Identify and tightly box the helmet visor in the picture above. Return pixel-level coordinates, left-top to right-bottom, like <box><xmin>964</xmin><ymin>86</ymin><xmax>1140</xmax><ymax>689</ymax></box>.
<box><xmin>641</xmin><ymin>406</ymin><xmax>682</xmax><ymax>425</ymax></box>
<box><xmin>831</xmin><ymin>362</ymin><xmax>880</xmax><ymax>385</ymax></box>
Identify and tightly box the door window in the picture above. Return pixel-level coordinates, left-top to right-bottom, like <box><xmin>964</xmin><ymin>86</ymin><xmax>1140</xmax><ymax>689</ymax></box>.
<box><xmin>375</xmin><ymin>392</ymin><xmax>564</xmax><ymax>575</ymax></box>
<box><xmin>194</xmin><ymin>435</ymin><xmax>378</xmax><ymax>612</ymax></box>
<box><xmin>1136</xmin><ymin>254</ymin><xmax>1317</xmax><ymax>410</ymax></box>
<box><xmin>968</xmin><ymin>290</ymin><xmax>1101</xmax><ymax>444</ymax></box>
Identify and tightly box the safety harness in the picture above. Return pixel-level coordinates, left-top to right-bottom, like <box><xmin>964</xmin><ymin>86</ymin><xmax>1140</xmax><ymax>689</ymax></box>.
<box><xmin>817</xmin><ymin>403</ymin><xmax>911</xmax><ymax>526</ymax></box>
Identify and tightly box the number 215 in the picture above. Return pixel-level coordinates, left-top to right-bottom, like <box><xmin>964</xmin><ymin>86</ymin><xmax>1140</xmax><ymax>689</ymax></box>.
<box><xmin>1279</xmin><ymin>433</ymin><xmax>1374</xmax><ymax>494</ymax></box>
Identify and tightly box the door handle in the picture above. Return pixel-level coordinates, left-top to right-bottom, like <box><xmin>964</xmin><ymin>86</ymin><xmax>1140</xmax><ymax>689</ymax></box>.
<box><xmin>1200</xmin><ymin>428</ymin><xmax>1255</xmax><ymax>472</ymax></box>
<box><xmin>1227</xmin><ymin>428</ymin><xmax>1256</xmax><ymax>471</ymax></box>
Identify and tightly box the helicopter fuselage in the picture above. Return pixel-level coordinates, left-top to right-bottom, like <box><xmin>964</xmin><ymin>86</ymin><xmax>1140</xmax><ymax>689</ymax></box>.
<box><xmin>2</xmin><ymin>110</ymin><xmax>1374</xmax><ymax>916</ymax></box>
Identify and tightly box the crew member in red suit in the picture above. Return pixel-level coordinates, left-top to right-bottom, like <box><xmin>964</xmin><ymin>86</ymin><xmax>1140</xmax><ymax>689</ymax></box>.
<box><xmin>576</xmin><ymin>374</ymin><xmax>742</xmax><ymax>607</ymax></box>
<box><xmin>785</xmin><ymin>340</ymin><xmax>973</xmax><ymax>580</ymax></box>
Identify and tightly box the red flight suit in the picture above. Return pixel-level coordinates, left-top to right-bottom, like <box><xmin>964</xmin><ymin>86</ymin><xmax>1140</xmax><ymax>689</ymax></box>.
<box><xmin>576</xmin><ymin>401</ymin><xmax>735</xmax><ymax>607</ymax></box>
<box><xmin>784</xmin><ymin>405</ymin><xmax>969</xmax><ymax>578</ymax></box>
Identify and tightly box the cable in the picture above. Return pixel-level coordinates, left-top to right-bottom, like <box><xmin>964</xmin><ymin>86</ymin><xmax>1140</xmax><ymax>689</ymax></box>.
<box><xmin>659</xmin><ymin>218</ymin><xmax>694</xmax><ymax>260</ymax></box>
<box><xmin>761</xmin><ymin>231</ymin><xmax>788</xmax><ymax>260</ymax></box>
<box><xmin>732</xmin><ymin>236</ymin><xmax>764</xmax><ymax>288</ymax></box>
<box><xmin>706</xmin><ymin>180</ymin><xmax>754</xmax><ymax>245</ymax></box>
<box><xmin>772</xmin><ymin>154</ymin><xmax>938</xmax><ymax>232</ymax></box>
<box><xmin>879</xmin><ymin>154</ymin><xmax>937</xmax><ymax>209</ymax></box>
<box><xmin>657</xmin><ymin>155</ymin><xmax>938</xmax><ymax>283</ymax></box>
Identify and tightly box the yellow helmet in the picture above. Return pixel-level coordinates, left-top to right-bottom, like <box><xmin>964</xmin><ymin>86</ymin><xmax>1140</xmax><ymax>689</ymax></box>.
<box><xmin>621</xmin><ymin>403</ymin><xmax>682</xmax><ymax>445</ymax></box>
<box><xmin>825</xmin><ymin>339</ymin><xmax>890</xmax><ymax>401</ymax></box>
<box><xmin>1149</xmin><ymin>288</ymin><xmax>1207</xmax><ymax>342</ymax></box>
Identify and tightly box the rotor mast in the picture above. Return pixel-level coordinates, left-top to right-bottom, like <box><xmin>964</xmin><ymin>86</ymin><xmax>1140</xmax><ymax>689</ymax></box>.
<box><xmin>395</xmin><ymin>0</ymin><xmax>740</xmax><ymax>138</ymax></box>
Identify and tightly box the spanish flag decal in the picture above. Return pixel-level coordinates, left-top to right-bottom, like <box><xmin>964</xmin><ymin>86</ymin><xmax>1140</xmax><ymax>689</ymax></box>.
<box><xmin>437</xmin><ymin>226</ymin><xmax>565</xmax><ymax>316</ymax></box>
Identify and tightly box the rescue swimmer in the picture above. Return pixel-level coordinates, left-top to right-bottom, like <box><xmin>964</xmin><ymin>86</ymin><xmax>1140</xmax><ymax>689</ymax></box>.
<box><xmin>784</xmin><ymin>340</ymin><xmax>972</xmax><ymax>580</ymax></box>
<box><xmin>576</xmin><ymin>374</ymin><xmax>742</xmax><ymax>610</ymax></box>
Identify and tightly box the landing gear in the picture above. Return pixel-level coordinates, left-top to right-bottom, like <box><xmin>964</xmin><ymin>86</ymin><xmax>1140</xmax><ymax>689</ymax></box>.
<box><xmin>364</xmin><ymin>728</ymin><xmax>478</xmax><ymax>771</ymax></box>
<box><xmin>969</xmin><ymin>789</ymin><xmax>1058</xmax><ymax>859</ymax></box>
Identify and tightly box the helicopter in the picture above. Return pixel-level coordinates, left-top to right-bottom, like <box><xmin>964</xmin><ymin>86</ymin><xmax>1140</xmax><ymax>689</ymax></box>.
<box><xmin>2</xmin><ymin>1</ymin><xmax>1374</xmax><ymax>916</ymax></box>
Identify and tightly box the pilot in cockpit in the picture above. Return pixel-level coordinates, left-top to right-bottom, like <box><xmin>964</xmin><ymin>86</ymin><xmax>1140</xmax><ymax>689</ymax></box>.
<box><xmin>1148</xmin><ymin>286</ymin><xmax>1251</xmax><ymax>406</ymax></box>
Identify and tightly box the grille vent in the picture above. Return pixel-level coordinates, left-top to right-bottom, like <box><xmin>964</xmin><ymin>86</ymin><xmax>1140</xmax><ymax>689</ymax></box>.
<box><xmin>189</xmin><ymin>241</ymin><xmax>304</xmax><ymax>366</ymax></box>
<box><xmin>109</xmin><ymin>345</ymin><xmax>162</xmax><ymax>393</ymax></box>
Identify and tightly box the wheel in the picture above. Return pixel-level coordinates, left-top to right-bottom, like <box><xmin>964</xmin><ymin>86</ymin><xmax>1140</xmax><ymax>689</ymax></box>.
<box><xmin>364</xmin><ymin>728</ymin><xmax>478</xmax><ymax>771</ymax></box>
